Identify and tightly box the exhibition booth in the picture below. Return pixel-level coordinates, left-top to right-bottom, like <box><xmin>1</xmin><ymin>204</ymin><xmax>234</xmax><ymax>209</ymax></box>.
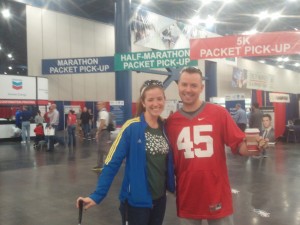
<box><xmin>0</xmin><ymin>75</ymin><xmax>48</xmax><ymax>139</ymax></box>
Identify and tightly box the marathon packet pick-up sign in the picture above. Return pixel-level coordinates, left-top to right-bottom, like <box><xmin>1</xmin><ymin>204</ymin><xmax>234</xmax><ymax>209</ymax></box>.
<box><xmin>42</xmin><ymin>57</ymin><xmax>114</xmax><ymax>75</ymax></box>
<box><xmin>114</xmin><ymin>49</ymin><xmax>197</xmax><ymax>71</ymax></box>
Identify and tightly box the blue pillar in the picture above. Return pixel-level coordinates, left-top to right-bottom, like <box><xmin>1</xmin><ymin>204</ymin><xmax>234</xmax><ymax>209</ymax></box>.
<box><xmin>205</xmin><ymin>61</ymin><xmax>217</xmax><ymax>101</ymax></box>
<box><xmin>115</xmin><ymin>0</ymin><xmax>132</xmax><ymax>120</ymax></box>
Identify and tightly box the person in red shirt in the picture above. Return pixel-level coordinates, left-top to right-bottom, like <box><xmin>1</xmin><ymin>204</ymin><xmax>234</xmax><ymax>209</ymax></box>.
<box><xmin>43</xmin><ymin>106</ymin><xmax>51</xmax><ymax>124</ymax></box>
<box><xmin>33</xmin><ymin>123</ymin><xmax>45</xmax><ymax>149</ymax></box>
<box><xmin>165</xmin><ymin>67</ymin><xmax>268</xmax><ymax>225</ymax></box>
<box><xmin>67</xmin><ymin>109</ymin><xmax>77</xmax><ymax>147</ymax></box>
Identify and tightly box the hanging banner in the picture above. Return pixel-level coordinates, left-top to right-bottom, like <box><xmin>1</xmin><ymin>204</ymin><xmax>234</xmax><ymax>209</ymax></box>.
<box><xmin>269</xmin><ymin>93</ymin><xmax>290</xmax><ymax>103</ymax></box>
<box><xmin>42</xmin><ymin>56</ymin><xmax>114</xmax><ymax>75</ymax></box>
<box><xmin>115</xmin><ymin>49</ymin><xmax>197</xmax><ymax>71</ymax></box>
<box><xmin>246</xmin><ymin>71</ymin><xmax>275</xmax><ymax>91</ymax></box>
<box><xmin>190</xmin><ymin>31</ymin><xmax>300</xmax><ymax>59</ymax></box>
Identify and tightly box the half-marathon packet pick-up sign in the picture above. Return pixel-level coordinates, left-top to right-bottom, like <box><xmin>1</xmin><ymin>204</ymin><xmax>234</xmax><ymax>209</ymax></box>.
<box><xmin>114</xmin><ymin>49</ymin><xmax>197</xmax><ymax>71</ymax></box>
<box><xmin>42</xmin><ymin>57</ymin><xmax>114</xmax><ymax>75</ymax></box>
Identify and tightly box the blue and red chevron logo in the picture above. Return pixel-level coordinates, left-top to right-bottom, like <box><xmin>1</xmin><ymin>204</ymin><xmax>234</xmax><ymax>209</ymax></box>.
<box><xmin>12</xmin><ymin>79</ymin><xmax>22</xmax><ymax>90</ymax></box>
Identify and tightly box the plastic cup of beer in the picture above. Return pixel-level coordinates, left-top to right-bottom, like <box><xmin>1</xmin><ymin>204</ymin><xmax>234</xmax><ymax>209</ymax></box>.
<box><xmin>245</xmin><ymin>128</ymin><xmax>260</xmax><ymax>151</ymax></box>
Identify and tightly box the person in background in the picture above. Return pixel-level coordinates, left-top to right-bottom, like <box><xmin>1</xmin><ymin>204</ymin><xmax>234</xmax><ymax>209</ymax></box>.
<box><xmin>20</xmin><ymin>106</ymin><xmax>32</xmax><ymax>144</ymax></box>
<box><xmin>43</xmin><ymin>106</ymin><xmax>51</xmax><ymax>145</ymax></box>
<box><xmin>44</xmin><ymin>106</ymin><xmax>51</xmax><ymax>124</ymax></box>
<box><xmin>15</xmin><ymin>107</ymin><xmax>22</xmax><ymax>129</ymax></box>
<box><xmin>88</xmin><ymin>108</ymin><xmax>94</xmax><ymax>130</ymax></box>
<box><xmin>35</xmin><ymin>110</ymin><xmax>44</xmax><ymax>124</ymax></box>
<box><xmin>92</xmin><ymin>101</ymin><xmax>110</xmax><ymax>171</ymax></box>
<box><xmin>80</xmin><ymin>107</ymin><xmax>91</xmax><ymax>139</ymax></box>
<box><xmin>76</xmin><ymin>108</ymin><xmax>83</xmax><ymax>137</ymax></box>
<box><xmin>77</xmin><ymin>80</ymin><xmax>175</xmax><ymax>225</ymax></box>
<box><xmin>249</xmin><ymin>102</ymin><xmax>263</xmax><ymax>132</ymax></box>
<box><xmin>232</xmin><ymin>103</ymin><xmax>247</xmax><ymax>132</ymax></box>
<box><xmin>47</xmin><ymin>104</ymin><xmax>65</xmax><ymax>151</ymax></box>
<box><xmin>33</xmin><ymin>123</ymin><xmax>45</xmax><ymax>149</ymax></box>
<box><xmin>67</xmin><ymin>109</ymin><xmax>77</xmax><ymax>147</ymax></box>
<box><xmin>166</xmin><ymin>67</ymin><xmax>268</xmax><ymax>225</ymax></box>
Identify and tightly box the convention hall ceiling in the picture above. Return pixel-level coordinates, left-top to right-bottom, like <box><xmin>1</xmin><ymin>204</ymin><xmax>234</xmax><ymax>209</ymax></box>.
<box><xmin>1</xmin><ymin>0</ymin><xmax>300</xmax><ymax>75</ymax></box>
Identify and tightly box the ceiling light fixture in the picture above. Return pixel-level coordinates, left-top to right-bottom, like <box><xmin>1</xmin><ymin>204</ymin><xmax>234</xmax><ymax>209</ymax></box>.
<box><xmin>141</xmin><ymin>0</ymin><xmax>150</xmax><ymax>4</ymax></box>
<box><xmin>189</xmin><ymin>16</ymin><xmax>200</xmax><ymax>26</ymax></box>
<box><xmin>277</xmin><ymin>57</ymin><xmax>283</xmax><ymax>62</ymax></box>
<box><xmin>205</xmin><ymin>15</ymin><xmax>216</xmax><ymax>29</ymax></box>
<box><xmin>283</xmin><ymin>57</ymin><xmax>289</xmax><ymax>62</ymax></box>
<box><xmin>294</xmin><ymin>63</ymin><xmax>300</xmax><ymax>67</ymax></box>
<box><xmin>1</xmin><ymin>9</ymin><xmax>11</xmax><ymax>19</ymax></box>
<box><xmin>242</xmin><ymin>29</ymin><xmax>257</xmax><ymax>35</ymax></box>
<box><xmin>202</xmin><ymin>0</ymin><xmax>213</xmax><ymax>5</ymax></box>
<box><xmin>7</xmin><ymin>53</ymin><xmax>13</xmax><ymax>58</ymax></box>
<box><xmin>271</xmin><ymin>12</ymin><xmax>281</xmax><ymax>20</ymax></box>
<box><xmin>223</xmin><ymin>0</ymin><xmax>234</xmax><ymax>3</ymax></box>
<box><xmin>258</xmin><ymin>11</ymin><xmax>268</xmax><ymax>20</ymax></box>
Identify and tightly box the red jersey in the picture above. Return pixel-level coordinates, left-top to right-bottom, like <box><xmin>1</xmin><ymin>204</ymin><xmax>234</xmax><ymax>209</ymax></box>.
<box><xmin>44</xmin><ymin>112</ymin><xmax>50</xmax><ymax>123</ymax></box>
<box><xmin>34</xmin><ymin>125</ymin><xmax>44</xmax><ymax>136</ymax></box>
<box><xmin>67</xmin><ymin>113</ymin><xmax>77</xmax><ymax>125</ymax></box>
<box><xmin>166</xmin><ymin>102</ymin><xmax>245</xmax><ymax>219</ymax></box>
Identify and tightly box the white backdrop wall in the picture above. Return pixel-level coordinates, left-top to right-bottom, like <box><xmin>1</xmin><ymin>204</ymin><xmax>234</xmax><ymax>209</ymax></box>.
<box><xmin>237</xmin><ymin>58</ymin><xmax>300</xmax><ymax>94</ymax></box>
<box><xmin>27</xmin><ymin>6</ymin><xmax>115</xmax><ymax>101</ymax></box>
<box><xmin>216</xmin><ymin>62</ymin><xmax>252</xmax><ymax>98</ymax></box>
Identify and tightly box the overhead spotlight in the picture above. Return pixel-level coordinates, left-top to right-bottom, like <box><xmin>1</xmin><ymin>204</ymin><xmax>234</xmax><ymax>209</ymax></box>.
<box><xmin>258</xmin><ymin>11</ymin><xmax>268</xmax><ymax>20</ymax></box>
<box><xmin>283</xmin><ymin>57</ymin><xmax>289</xmax><ymax>62</ymax></box>
<box><xmin>189</xmin><ymin>16</ymin><xmax>200</xmax><ymax>26</ymax></box>
<box><xmin>7</xmin><ymin>53</ymin><xmax>13</xmax><ymax>58</ymax></box>
<box><xmin>242</xmin><ymin>29</ymin><xmax>257</xmax><ymax>35</ymax></box>
<box><xmin>1</xmin><ymin>9</ymin><xmax>11</xmax><ymax>19</ymax></box>
<box><xmin>205</xmin><ymin>15</ymin><xmax>216</xmax><ymax>29</ymax></box>
<box><xmin>0</xmin><ymin>45</ymin><xmax>2</xmax><ymax>50</ymax></box>
<box><xmin>259</xmin><ymin>60</ymin><xmax>266</xmax><ymax>64</ymax></box>
<box><xmin>294</xmin><ymin>63</ymin><xmax>300</xmax><ymax>67</ymax></box>
<box><xmin>202</xmin><ymin>0</ymin><xmax>213</xmax><ymax>5</ymax></box>
<box><xmin>278</xmin><ymin>65</ymin><xmax>284</xmax><ymax>68</ymax></box>
<box><xmin>141</xmin><ymin>0</ymin><xmax>150</xmax><ymax>4</ymax></box>
<box><xmin>277</xmin><ymin>57</ymin><xmax>283</xmax><ymax>62</ymax></box>
<box><xmin>8</xmin><ymin>66</ymin><xmax>13</xmax><ymax>70</ymax></box>
<box><xmin>271</xmin><ymin>12</ymin><xmax>281</xmax><ymax>20</ymax></box>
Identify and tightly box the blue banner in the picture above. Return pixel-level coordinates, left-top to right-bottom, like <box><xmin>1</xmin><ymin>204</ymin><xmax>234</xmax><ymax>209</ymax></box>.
<box><xmin>42</xmin><ymin>56</ymin><xmax>114</xmax><ymax>75</ymax></box>
<box><xmin>109</xmin><ymin>101</ymin><xmax>125</xmax><ymax>126</ymax></box>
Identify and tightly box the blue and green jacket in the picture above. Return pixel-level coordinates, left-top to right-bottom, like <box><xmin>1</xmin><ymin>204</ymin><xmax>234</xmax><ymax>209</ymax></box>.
<box><xmin>89</xmin><ymin>113</ymin><xmax>175</xmax><ymax>208</ymax></box>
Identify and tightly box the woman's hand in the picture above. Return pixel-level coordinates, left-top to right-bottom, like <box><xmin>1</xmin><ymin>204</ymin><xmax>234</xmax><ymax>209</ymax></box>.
<box><xmin>76</xmin><ymin>197</ymin><xmax>96</xmax><ymax>210</ymax></box>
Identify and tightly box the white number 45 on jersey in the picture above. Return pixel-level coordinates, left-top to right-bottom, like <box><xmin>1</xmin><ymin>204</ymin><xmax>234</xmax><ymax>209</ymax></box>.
<box><xmin>177</xmin><ymin>125</ymin><xmax>213</xmax><ymax>158</ymax></box>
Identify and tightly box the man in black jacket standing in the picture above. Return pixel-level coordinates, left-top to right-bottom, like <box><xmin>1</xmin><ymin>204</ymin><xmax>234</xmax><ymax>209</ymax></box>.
<box><xmin>80</xmin><ymin>107</ymin><xmax>91</xmax><ymax>139</ymax></box>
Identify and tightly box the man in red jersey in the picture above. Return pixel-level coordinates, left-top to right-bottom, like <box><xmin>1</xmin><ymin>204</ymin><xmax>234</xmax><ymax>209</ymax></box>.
<box><xmin>165</xmin><ymin>67</ymin><xmax>267</xmax><ymax>225</ymax></box>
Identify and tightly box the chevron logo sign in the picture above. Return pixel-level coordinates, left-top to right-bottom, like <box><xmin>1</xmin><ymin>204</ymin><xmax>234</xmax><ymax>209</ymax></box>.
<box><xmin>12</xmin><ymin>79</ymin><xmax>22</xmax><ymax>90</ymax></box>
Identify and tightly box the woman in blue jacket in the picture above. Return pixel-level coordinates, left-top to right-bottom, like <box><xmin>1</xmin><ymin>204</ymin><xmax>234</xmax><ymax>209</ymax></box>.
<box><xmin>77</xmin><ymin>80</ymin><xmax>175</xmax><ymax>225</ymax></box>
